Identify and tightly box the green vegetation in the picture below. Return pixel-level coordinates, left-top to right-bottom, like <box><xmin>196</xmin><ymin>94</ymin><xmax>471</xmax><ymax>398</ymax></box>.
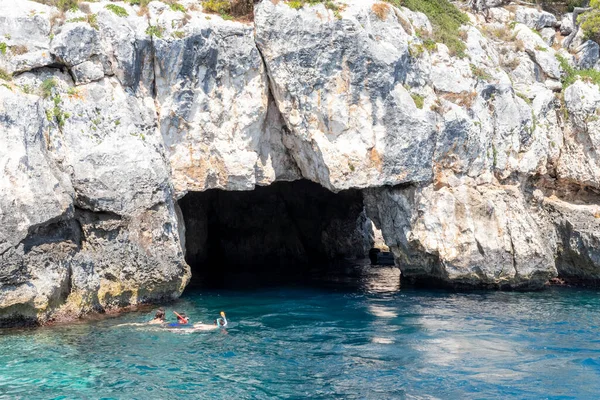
<box><xmin>173</xmin><ymin>30</ymin><xmax>186</xmax><ymax>38</ymax></box>
<box><xmin>411</xmin><ymin>93</ymin><xmax>425</xmax><ymax>109</ymax></box>
<box><xmin>529</xmin><ymin>0</ymin><xmax>586</xmax><ymax>13</ymax></box>
<box><xmin>526</xmin><ymin>110</ymin><xmax>538</xmax><ymax>135</ymax></box>
<box><xmin>385</xmin><ymin>0</ymin><xmax>469</xmax><ymax>57</ymax></box>
<box><xmin>203</xmin><ymin>0</ymin><xmax>230</xmax><ymax>13</ymax></box>
<box><xmin>285</xmin><ymin>0</ymin><xmax>341</xmax><ymax>18</ymax></box>
<box><xmin>33</xmin><ymin>0</ymin><xmax>80</xmax><ymax>12</ymax></box>
<box><xmin>516</xmin><ymin>92</ymin><xmax>532</xmax><ymax>105</ymax></box>
<box><xmin>0</xmin><ymin>42</ymin><xmax>6</xmax><ymax>55</ymax></box>
<box><xmin>169</xmin><ymin>2</ymin><xmax>186</xmax><ymax>12</ymax></box>
<box><xmin>40</xmin><ymin>77</ymin><xmax>57</xmax><ymax>98</ymax></box>
<box><xmin>105</xmin><ymin>4</ymin><xmax>129</xmax><ymax>17</ymax></box>
<box><xmin>0</xmin><ymin>69</ymin><xmax>11</xmax><ymax>81</ymax></box>
<box><xmin>127</xmin><ymin>0</ymin><xmax>147</xmax><ymax>5</ymax></box>
<box><xmin>422</xmin><ymin>38</ymin><xmax>437</xmax><ymax>52</ymax></box>
<box><xmin>146</xmin><ymin>25</ymin><xmax>164</xmax><ymax>38</ymax></box>
<box><xmin>579</xmin><ymin>0</ymin><xmax>600</xmax><ymax>43</ymax></box>
<box><xmin>201</xmin><ymin>0</ymin><xmax>254</xmax><ymax>19</ymax></box>
<box><xmin>470</xmin><ymin>64</ymin><xmax>492</xmax><ymax>81</ymax></box>
<box><xmin>67</xmin><ymin>14</ymin><xmax>99</xmax><ymax>30</ymax></box>
<box><xmin>556</xmin><ymin>54</ymin><xmax>600</xmax><ymax>88</ymax></box>
<box><xmin>46</xmin><ymin>95</ymin><xmax>70</xmax><ymax>128</ymax></box>
<box><xmin>46</xmin><ymin>95</ymin><xmax>71</xmax><ymax>128</ymax></box>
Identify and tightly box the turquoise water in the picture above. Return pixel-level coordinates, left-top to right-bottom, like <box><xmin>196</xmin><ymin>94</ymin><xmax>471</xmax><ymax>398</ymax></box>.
<box><xmin>1</xmin><ymin>279</ymin><xmax>600</xmax><ymax>399</ymax></box>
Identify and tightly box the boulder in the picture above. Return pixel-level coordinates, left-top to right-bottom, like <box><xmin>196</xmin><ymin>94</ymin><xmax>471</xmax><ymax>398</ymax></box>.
<box><xmin>71</xmin><ymin>60</ymin><xmax>104</xmax><ymax>85</ymax></box>
<box><xmin>50</xmin><ymin>23</ymin><xmax>102</xmax><ymax>67</ymax></box>
<box><xmin>576</xmin><ymin>40</ymin><xmax>600</xmax><ymax>70</ymax></box>
<box><xmin>514</xmin><ymin>23</ymin><xmax>562</xmax><ymax>79</ymax></box>
<box><xmin>560</xmin><ymin>13</ymin><xmax>574</xmax><ymax>36</ymax></box>
<box><xmin>515</xmin><ymin>6</ymin><xmax>558</xmax><ymax>31</ymax></box>
<box><xmin>540</xmin><ymin>27</ymin><xmax>556</xmax><ymax>46</ymax></box>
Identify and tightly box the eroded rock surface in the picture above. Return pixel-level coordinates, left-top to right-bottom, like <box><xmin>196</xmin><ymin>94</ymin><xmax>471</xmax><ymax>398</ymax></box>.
<box><xmin>1</xmin><ymin>0</ymin><xmax>600</xmax><ymax>325</ymax></box>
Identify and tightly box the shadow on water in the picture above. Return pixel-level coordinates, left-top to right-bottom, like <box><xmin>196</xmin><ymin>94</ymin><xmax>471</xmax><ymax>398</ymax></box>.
<box><xmin>183</xmin><ymin>258</ymin><xmax>402</xmax><ymax>296</ymax></box>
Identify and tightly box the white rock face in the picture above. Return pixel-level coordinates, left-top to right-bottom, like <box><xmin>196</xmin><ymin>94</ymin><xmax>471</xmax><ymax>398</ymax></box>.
<box><xmin>152</xmin><ymin>20</ymin><xmax>282</xmax><ymax>193</ymax></box>
<box><xmin>255</xmin><ymin>0</ymin><xmax>436</xmax><ymax>191</ymax></box>
<box><xmin>0</xmin><ymin>85</ymin><xmax>189</xmax><ymax>324</ymax></box>
<box><xmin>365</xmin><ymin>184</ymin><xmax>556</xmax><ymax>288</ymax></box>
<box><xmin>557</xmin><ymin>81</ymin><xmax>600</xmax><ymax>189</ymax></box>
<box><xmin>544</xmin><ymin>195</ymin><xmax>600</xmax><ymax>281</ymax></box>
<box><xmin>1</xmin><ymin>0</ymin><xmax>600</xmax><ymax>324</ymax></box>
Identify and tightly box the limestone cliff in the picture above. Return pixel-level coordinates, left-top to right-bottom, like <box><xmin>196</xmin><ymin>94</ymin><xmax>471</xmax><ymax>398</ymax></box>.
<box><xmin>1</xmin><ymin>0</ymin><xmax>600</xmax><ymax>325</ymax></box>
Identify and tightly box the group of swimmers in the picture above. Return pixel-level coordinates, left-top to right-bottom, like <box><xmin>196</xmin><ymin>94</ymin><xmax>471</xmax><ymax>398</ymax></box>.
<box><xmin>147</xmin><ymin>308</ymin><xmax>228</xmax><ymax>331</ymax></box>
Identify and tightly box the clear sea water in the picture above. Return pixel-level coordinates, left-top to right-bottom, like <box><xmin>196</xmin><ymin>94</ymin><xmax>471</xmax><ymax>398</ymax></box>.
<box><xmin>1</xmin><ymin>268</ymin><xmax>600</xmax><ymax>399</ymax></box>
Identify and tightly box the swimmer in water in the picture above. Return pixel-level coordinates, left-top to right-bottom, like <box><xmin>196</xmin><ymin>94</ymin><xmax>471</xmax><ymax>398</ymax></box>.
<box><xmin>170</xmin><ymin>311</ymin><xmax>189</xmax><ymax>326</ymax></box>
<box><xmin>148</xmin><ymin>308</ymin><xmax>166</xmax><ymax>325</ymax></box>
<box><xmin>114</xmin><ymin>308</ymin><xmax>166</xmax><ymax>328</ymax></box>
<box><xmin>216</xmin><ymin>311</ymin><xmax>227</xmax><ymax>328</ymax></box>
<box><xmin>191</xmin><ymin>311</ymin><xmax>228</xmax><ymax>331</ymax></box>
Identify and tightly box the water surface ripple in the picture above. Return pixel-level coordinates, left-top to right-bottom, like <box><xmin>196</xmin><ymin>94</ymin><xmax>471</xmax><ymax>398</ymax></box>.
<box><xmin>1</xmin><ymin>285</ymin><xmax>600</xmax><ymax>399</ymax></box>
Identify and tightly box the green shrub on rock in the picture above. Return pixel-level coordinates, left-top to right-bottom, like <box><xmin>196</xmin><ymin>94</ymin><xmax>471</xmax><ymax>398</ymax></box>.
<box><xmin>40</xmin><ymin>78</ymin><xmax>57</xmax><ymax>98</ymax></box>
<box><xmin>556</xmin><ymin>54</ymin><xmax>600</xmax><ymax>88</ymax></box>
<box><xmin>579</xmin><ymin>0</ymin><xmax>600</xmax><ymax>43</ymax></box>
<box><xmin>105</xmin><ymin>4</ymin><xmax>129</xmax><ymax>17</ymax></box>
<box><xmin>146</xmin><ymin>25</ymin><xmax>164</xmax><ymax>38</ymax></box>
<box><xmin>385</xmin><ymin>0</ymin><xmax>469</xmax><ymax>57</ymax></box>
<box><xmin>201</xmin><ymin>0</ymin><xmax>253</xmax><ymax>19</ymax></box>
<box><xmin>169</xmin><ymin>2</ymin><xmax>186</xmax><ymax>12</ymax></box>
<box><xmin>33</xmin><ymin>0</ymin><xmax>80</xmax><ymax>12</ymax></box>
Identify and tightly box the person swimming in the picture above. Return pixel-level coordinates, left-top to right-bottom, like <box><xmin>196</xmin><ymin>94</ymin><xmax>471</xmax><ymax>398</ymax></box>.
<box><xmin>148</xmin><ymin>308</ymin><xmax>166</xmax><ymax>325</ymax></box>
<box><xmin>191</xmin><ymin>311</ymin><xmax>228</xmax><ymax>331</ymax></box>
<box><xmin>169</xmin><ymin>311</ymin><xmax>189</xmax><ymax>327</ymax></box>
<box><xmin>216</xmin><ymin>311</ymin><xmax>228</xmax><ymax>328</ymax></box>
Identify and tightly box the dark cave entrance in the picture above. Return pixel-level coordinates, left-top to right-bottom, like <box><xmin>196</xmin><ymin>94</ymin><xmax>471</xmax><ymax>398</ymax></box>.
<box><xmin>178</xmin><ymin>180</ymin><xmax>373</xmax><ymax>288</ymax></box>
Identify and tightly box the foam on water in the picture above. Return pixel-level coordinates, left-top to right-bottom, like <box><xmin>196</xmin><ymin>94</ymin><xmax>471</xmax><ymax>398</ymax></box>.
<box><xmin>1</xmin><ymin>280</ymin><xmax>600</xmax><ymax>399</ymax></box>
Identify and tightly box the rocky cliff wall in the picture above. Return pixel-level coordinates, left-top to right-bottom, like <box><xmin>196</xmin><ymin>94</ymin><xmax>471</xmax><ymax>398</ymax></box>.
<box><xmin>1</xmin><ymin>0</ymin><xmax>600</xmax><ymax>325</ymax></box>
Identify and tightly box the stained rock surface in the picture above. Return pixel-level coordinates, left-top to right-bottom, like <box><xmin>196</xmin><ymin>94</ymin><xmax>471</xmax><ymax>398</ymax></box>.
<box><xmin>1</xmin><ymin>0</ymin><xmax>600</xmax><ymax>325</ymax></box>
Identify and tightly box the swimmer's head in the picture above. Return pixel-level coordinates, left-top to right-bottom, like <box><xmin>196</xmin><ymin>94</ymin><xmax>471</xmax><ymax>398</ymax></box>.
<box><xmin>220</xmin><ymin>311</ymin><xmax>226</xmax><ymax>317</ymax></box>
<box><xmin>177</xmin><ymin>313</ymin><xmax>189</xmax><ymax>324</ymax></box>
<box><xmin>155</xmin><ymin>308</ymin><xmax>165</xmax><ymax>320</ymax></box>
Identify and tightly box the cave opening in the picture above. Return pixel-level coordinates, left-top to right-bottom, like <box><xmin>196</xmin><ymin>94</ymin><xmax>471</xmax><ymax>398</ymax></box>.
<box><xmin>178</xmin><ymin>180</ymin><xmax>375</xmax><ymax>289</ymax></box>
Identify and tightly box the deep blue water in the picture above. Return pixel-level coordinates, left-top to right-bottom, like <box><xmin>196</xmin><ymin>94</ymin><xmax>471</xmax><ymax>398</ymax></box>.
<box><xmin>1</xmin><ymin>272</ymin><xmax>600</xmax><ymax>399</ymax></box>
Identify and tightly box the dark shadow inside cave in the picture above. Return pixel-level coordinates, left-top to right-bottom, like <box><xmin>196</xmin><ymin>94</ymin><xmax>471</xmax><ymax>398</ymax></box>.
<box><xmin>178</xmin><ymin>180</ymin><xmax>373</xmax><ymax>289</ymax></box>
